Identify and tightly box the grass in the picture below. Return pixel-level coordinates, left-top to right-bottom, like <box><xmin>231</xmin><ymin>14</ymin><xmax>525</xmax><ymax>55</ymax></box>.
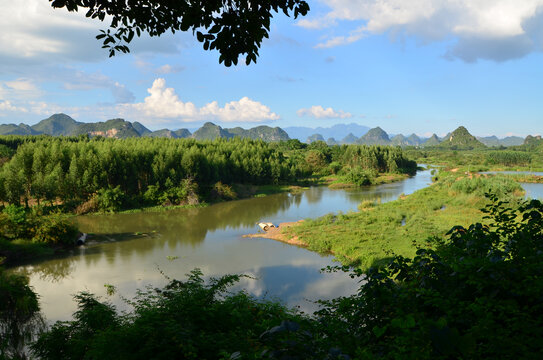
<box><xmin>283</xmin><ymin>172</ymin><xmax>524</xmax><ymax>269</ymax></box>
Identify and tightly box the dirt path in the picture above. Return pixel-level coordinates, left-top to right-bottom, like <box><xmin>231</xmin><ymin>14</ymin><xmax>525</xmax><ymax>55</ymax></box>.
<box><xmin>243</xmin><ymin>220</ymin><xmax>307</xmax><ymax>246</ymax></box>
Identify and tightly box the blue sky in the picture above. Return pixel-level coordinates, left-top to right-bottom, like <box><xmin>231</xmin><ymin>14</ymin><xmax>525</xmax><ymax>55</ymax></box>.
<box><xmin>1</xmin><ymin>0</ymin><xmax>543</xmax><ymax>137</ymax></box>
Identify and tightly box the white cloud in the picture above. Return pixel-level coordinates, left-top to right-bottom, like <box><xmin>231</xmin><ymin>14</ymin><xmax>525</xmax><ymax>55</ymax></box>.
<box><xmin>156</xmin><ymin>64</ymin><xmax>185</xmax><ymax>74</ymax></box>
<box><xmin>300</xmin><ymin>0</ymin><xmax>543</xmax><ymax>61</ymax></box>
<box><xmin>0</xmin><ymin>100</ymin><xmax>28</xmax><ymax>113</ymax></box>
<box><xmin>297</xmin><ymin>105</ymin><xmax>352</xmax><ymax>119</ymax></box>
<box><xmin>122</xmin><ymin>78</ymin><xmax>280</xmax><ymax>123</ymax></box>
<box><xmin>0</xmin><ymin>0</ymin><xmax>183</xmax><ymax>66</ymax></box>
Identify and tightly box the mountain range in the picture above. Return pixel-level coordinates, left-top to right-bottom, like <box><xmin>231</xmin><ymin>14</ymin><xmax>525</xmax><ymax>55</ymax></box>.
<box><xmin>0</xmin><ymin>113</ymin><xmax>531</xmax><ymax>148</ymax></box>
<box><xmin>0</xmin><ymin>114</ymin><xmax>289</xmax><ymax>142</ymax></box>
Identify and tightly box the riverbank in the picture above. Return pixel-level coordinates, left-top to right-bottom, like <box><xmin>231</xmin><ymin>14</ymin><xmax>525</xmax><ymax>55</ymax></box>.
<box><xmin>248</xmin><ymin>172</ymin><xmax>524</xmax><ymax>269</ymax></box>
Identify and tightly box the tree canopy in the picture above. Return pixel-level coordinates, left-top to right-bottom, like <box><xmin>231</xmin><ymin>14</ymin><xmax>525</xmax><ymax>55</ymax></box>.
<box><xmin>49</xmin><ymin>0</ymin><xmax>310</xmax><ymax>66</ymax></box>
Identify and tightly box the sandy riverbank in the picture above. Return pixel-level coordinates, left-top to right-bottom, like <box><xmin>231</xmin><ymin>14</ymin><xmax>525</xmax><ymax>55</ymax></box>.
<box><xmin>243</xmin><ymin>221</ymin><xmax>307</xmax><ymax>246</ymax></box>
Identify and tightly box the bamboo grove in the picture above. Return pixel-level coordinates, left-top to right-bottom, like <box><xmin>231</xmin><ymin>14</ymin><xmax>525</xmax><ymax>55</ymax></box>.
<box><xmin>0</xmin><ymin>136</ymin><xmax>416</xmax><ymax>210</ymax></box>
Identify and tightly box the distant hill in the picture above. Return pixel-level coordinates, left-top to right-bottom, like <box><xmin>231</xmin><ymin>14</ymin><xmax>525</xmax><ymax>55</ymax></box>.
<box><xmin>0</xmin><ymin>123</ymin><xmax>40</xmax><ymax>135</ymax></box>
<box><xmin>75</xmin><ymin>118</ymin><xmax>141</xmax><ymax>139</ymax></box>
<box><xmin>478</xmin><ymin>135</ymin><xmax>524</xmax><ymax>147</ymax></box>
<box><xmin>500</xmin><ymin>136</ymin><xmax>524</xmax><ymax>147</ymax></box>
<box><xmin>31</xmin><ymin>113</ymin><xmax>81</xmax><ymax>136</ymax></box>
<box><xmin>406</xmin><ymin>134</ymin><xmax>422</xmax><ymax>146</ymax></box>
<box><xmin>341</xmin><ymin>133</ymin><xmax>359</xmax><ymax>144</ymax></box>
<box><xmin>326</xmin><ymin>137</ymin><xmax>338</xmax><ymax>146</ymax></box>
<box><xmin>173</xmin><ymin>129</ymin><xmax>192</xmax><ymax>138</ymax></box>
<box><xmin>226</xmin><ymin>125</ymin><xmax>290</xmax><ymax>142</ymax></box>
<box><xmin>307</xmin><ymin>134</ymin><xmax>325</xmax><ymax>143</ymax></box>
<box><xmin>357</xmin><ymin>127</ymin><xmax>391</xmax><ymax>145</ymax></box>
<box><xmin>523</xmin><ymin>135</ymin><xmax>543</xmax><ymax>146</ymax></box>
<box><xmin>284</xmin><ymin>123</ymin><xmax>369</xmax><ymax>142</ymax></box>
<box><xmin>132</xmin><ymin>122</ymin><xmax>152</xmax><ymax>136</ymax></box>
<box><xmin>192</xmin><ymin>122</ymin><xmax>233</xmax><ymax>140</ymax></box>
<box><xmin>439</xmin><ymin>126</ymin><xmax>485</xmax><ymax>149</ymax></box>
<box><xmin>144</xmin><ymin>129</ymin><xmax>178</xmax><ymax>138</ymax></box>
<box><xmin>423</xmin><ymin>134</ymin><xmax>441</xmax><ymax>146</ymax></box>
<box><xmin>391</xmin><ymin>134</ymin><xmax>409</xmax><ymax>146</ymax></box>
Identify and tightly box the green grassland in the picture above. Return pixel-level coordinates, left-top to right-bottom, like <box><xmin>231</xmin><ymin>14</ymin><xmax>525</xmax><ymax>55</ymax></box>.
<box><xmin>285</xmin><ymin>172</ymin><xmax>524</xmax><ymax>269</ymax></box>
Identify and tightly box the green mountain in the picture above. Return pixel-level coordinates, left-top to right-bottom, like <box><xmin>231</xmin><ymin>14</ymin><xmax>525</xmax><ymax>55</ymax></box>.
<box><xmin>226</xmin><ymin>125</ymin><xmax>289</xmax><ymax>142</ymax></box>
<box><xmin>0</xmin><ymin>123</ymin><xmax>40</xmax><ymax>135</ymax></box>
<box><xmin>391</xmin><ymin>134</ymin><xmax>409</xmax><ymax>146</ymax></box>
<box><xmin>192</xmin><ymin>122</ymin><xmax>233</xmax><ymax>140</ymax></box>
<box><xmin>357</xmin><ymin>127</ymin><xmax>391</xmax><ymax>145</ymax></box>
<box><xmin>423</xmin><ymin>134</ymin><xmax>441</xmax><ymax>146</ymax></box>
<box><xmin>144</xmin><ymin>129</ymin><xmax>179</xmax><ymax>138</ymax></box>
<box><xmin>307</xmin><ymin>133</ymin><xmax>325</xmax><ymax>143</ymax></box>
<box><xmin>326</xmin><ymin>137</ymin><xmax>338</xmax><ymax>146</ymax></box>
<box><xmin>500</xmin><ymin>136</ymin><xmax>524</xmax><ymax>147</ymax></box>
<box><xmin>174</xmin><ymin>129</ymin><xmax>192</xmax><ymax>138</ymax></box>
<box><xmin>340</xmin><ymin>133</ymin><xmax>358</xmax><ymax>144</ymax></box>
<box><xmin>406</xmin><ymin>134</ymin><xmax>422</xmax><ymax>146</ymax></box>
<box><xmin>477</xmin><ymin>136</ymin><xmax>500</xmax><ymax>147</ymax></box>
<box><xmin>31</xmin><ymin>113</ymin><xmax>81</xmax><ymax>136</ymax></box>
<box><xmin>524</xmin><ymin>135</ymin><xmax>542</xmax><ymax>146</ymax></box>
<box><xmin>75</xmin><ymin>118</ymin><xmax>140</xmax><ymax>138</ymax></box>
<box><xmin>132</xmin><ymin>122</ymin><xmax>152</xmax><ymax>136</ymax></box>
<box><xmin>478</xmin><ymin>135</ymin><xmax>524</xmax><ymax>147</ymax></box>
<box><xmin>439</xmin><ymin>126</ymin><xmax>485</xmax><ymax>149</ymax></box>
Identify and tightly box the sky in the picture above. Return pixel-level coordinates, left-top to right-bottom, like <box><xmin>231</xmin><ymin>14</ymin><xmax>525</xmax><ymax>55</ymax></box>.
<box><xmin>1</xmin><ymin>0</ymin><xmax>543</xmax><ymax>138</ymax></box>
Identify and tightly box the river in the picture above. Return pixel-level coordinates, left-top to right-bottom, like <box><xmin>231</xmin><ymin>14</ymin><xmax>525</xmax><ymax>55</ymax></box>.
<box><xmin>13</xmin><ymin>168</ymin><xmax>434</xmax><ymax>322</ymax></box>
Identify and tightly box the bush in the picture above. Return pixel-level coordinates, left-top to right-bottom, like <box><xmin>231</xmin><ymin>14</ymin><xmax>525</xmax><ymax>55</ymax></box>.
<box><xmin>96</xmin><ymin>186</ymin><xmax>126</xmax><ymax>213</ymax></box>
<box><xmin>345</xmin><ymin>167</ymin><xmax>376</xmax><ymax>186</ymax></box>
<box><xmin>31</xmin><ymin>213</ymin><xmax>79</xmax><ymax>246</ymax></box>
<box><xmin>209</xmin><ymin>181</ymin><xmax>237</xmax><ymax>201</ymax></box>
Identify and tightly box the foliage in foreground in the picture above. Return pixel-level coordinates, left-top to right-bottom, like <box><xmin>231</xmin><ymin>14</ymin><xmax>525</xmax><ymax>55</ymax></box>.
<box><xmin>0</xmin><ymin>268</ymin><xmax>44</xmax><ymax>360</ymax></box>
<box><xmin>31</xmin><ymin>196</ymin><xmax>543</xmax><ymax>359</ymax></box>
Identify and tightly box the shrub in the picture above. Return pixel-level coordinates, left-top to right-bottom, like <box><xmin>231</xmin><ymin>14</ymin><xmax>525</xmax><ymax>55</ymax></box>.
<box><xmin>96</xmin><ymin>186</ymin><xmax>126</xmax><ymax>213</ymax></box>
<box><xmin>345</xmin><ymin>167</ymin><xmax>376</xmax><ymax>186</ymax></box>
<box><xmin>31</xmin><ymin>213</ymin><xmax>78</xmax><ymax>246</ymax></box>
<box><xmin>210</xmin><ymin>181</ymin><xmax>237</xmax><ymax>201</ymax></box>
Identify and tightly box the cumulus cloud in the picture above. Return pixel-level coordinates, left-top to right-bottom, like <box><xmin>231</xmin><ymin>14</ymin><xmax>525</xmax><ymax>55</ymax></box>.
<box><xmin>299</xmin><ymin>0</ymin><xmax>543</xmax><ymax>62</ymax></box>
<box><xmin>122</xmin><ymin>78</ymin><xmax>280</xmax><ymax>123</ymax></box>
<box><xmin>0</xmin><ymin>100</ymin><xmax>28</xmax><ymax>113</ymax></box>
<box><xmin>297</xmin><ymin>105</ymin><xmax>352</xmax><ymax>119</ymax></box>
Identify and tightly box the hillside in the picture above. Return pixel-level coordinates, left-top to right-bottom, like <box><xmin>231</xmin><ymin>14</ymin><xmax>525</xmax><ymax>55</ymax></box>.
<box><xmin>285</xmin><ymin>123</ymin><xmax>369</xmax><ymax>141</ymax></box>
<box><xmin>406</xmin><ymin>134</ymin><xmax>422</xmax><ymax>146</ymax></box>
<box><xmin>478</xmin><ymin>135</ymin><xmax>524</xmax><ymax>147</ymax></box>
<box><xmin>227</xmin><ymin>125</ymin><xmax>289</xmax><ymax>141</ymax></box>
<box><xmin>192</xmin><ymin>122</ymin><xmax>233</xmax><ymax>140</ymax></box>
<box><xmin>391</xmin><ymin>134</ymin><xmax>409</xmax><ymax>146</ymax></box>
<box><xmin>439</xmin><ymin>126</ymin><xmax>485</xmax><ymax>149</ymax></box>
<box><xmin>75</xmin><ymin>118</ymin><xmax>141</xmax><ymax>138</ymax></box>
<box><xmin>341</xmin><ymin>133</ymin><xmax>358</xmax><ymax>144</ymax></box>
<box><xmin>423</xmin><ymin>134</ymin><xmax>441</xmax><ymax>146</ymax></box>
<box><xmin>307</xmin><ymin>133</ymin><xmax>325</xmax><ymax>143</ymax></box>
<box><xmin>357</xmin><ymin>127</ymin><xmax>391</xmax><ymax>145</ymax></box>
<box><xmin>31</xmin><ymin>113</ymin><xmax>82</xmax><ymax>136</ymax></box>
<box><xmin>0</xmin><ymin>123</ymin><xmax>40</xmax><ymax>135</ymax></box>
<box><xmin>132</xmin><ymin>122</ymin><xmax>152</xmax><ymax>136</ymax></box>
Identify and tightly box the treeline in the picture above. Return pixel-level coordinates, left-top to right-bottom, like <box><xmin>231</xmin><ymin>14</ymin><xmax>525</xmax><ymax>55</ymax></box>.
<box><xmin>0</xmin><ymin>136</ymin><xmax>416</xmax><ymax>211</ymax></box>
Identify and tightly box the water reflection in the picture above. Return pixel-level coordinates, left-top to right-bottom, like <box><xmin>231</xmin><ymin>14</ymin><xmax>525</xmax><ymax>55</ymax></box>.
<box><xmin>14</xmin><ymin>168</ymin><xmax>433</xmax><ymax>323</ymax></box>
